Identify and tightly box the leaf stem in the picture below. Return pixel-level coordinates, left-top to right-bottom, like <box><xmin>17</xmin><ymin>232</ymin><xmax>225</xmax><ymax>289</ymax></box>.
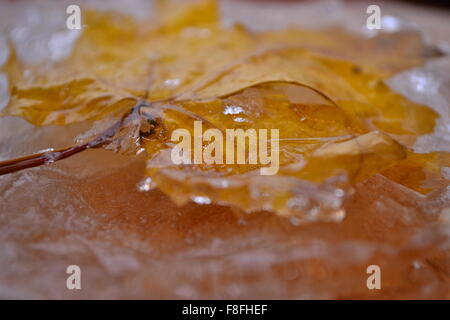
<box><xmin>0</xmin><ymin>101</ymin><xmax>147</xmax><ymax>176</ymax></box>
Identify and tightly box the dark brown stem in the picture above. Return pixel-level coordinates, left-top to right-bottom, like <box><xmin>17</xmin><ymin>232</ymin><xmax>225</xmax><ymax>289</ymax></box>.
<box><xmin>0</xmin><ymin>101</ymin><xmax>147</xmax><ymax>176</ymax></box>
<box><xmin>0</xmin><ymin>144</ymin><xmax>89</xmax><ymax>175</ymax></box>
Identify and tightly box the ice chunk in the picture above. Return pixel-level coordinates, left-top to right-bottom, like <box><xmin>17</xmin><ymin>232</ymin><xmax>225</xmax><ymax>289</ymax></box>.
<box><xmin>0</xmin><ymin>74</ymin><xmax>8</xmax><ymax>112</ymax></box>
<box><xmin>0</xmin><ymin>34</ymin><xmax>9</xmax><ymax>66</ymax></box>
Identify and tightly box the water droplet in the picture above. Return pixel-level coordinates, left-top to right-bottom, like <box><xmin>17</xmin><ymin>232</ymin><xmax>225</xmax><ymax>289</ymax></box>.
<box><xmin>43</xmin><ymin>151</ymin><xmax>61</xmax><ymax>164</ymax></box>
<box><xmin>136</xmin><ymin>147</ymin><xmax>145</xmax><ymax>155</ymax></box>
<box><xmin>164</xmin><ymin>79</ymin><xmax>181</xmax><ymax>88</ymax></box>
<box><xmin>192</xmin><ymin>196</ymin><xmax>212</xmax><ymax>205</ymax></box>
<box><xmin>223</xmin><ymin>105</ymin><xmax>244</xmax><ymax>115</ymax></box>
<box><xmin>137</xmin><ymin>177</ymin><xmax>155</xmax><ymax>192</ymax></box>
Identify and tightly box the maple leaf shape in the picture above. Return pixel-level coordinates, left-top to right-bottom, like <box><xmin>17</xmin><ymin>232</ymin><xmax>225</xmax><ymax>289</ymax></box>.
<box><xmin>0</xmin><ymin>0</ymin><xmax>448</xmax><ymax>221</ymax></box>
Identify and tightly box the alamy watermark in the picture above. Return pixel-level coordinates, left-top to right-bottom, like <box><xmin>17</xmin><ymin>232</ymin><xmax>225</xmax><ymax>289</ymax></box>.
<box><xmin>66</xmin><ymin>4</ymin><xmax>81</xmax><ymax>30</ymax></box>
<box><xmin>66</xmin><ymin>264</ymin><xmax>81</xmax><ymax>290</ymax></box>
<box><xmin>366</xmin><ymin>5</ymin><xmax>382</xmax><ymax>30</ymax></box>
<box><xmin>170</xmin><ymin>121</ymin><xmax>280</xmax><ymax>175</ymax></box>
<box><xmin>366</xmin><ymin>264</ymin><xmax>381</xmax><ymax>290</ymax></box>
